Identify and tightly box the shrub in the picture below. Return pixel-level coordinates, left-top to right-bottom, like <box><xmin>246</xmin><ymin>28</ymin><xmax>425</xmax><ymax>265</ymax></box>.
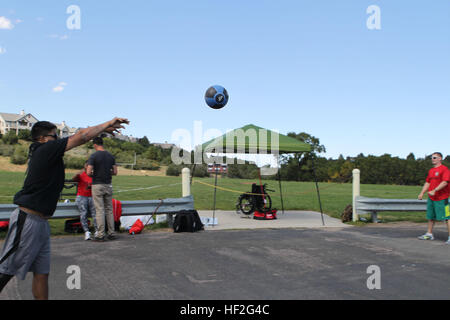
<box><xmin>10</xmin><ymin>145</ymin><xmax>29</xmax><ymax>165</ymax></box>
<box><xmin>227</xmin><ymin>163</ymin><xmax>259</xmax><ymax>179</ymax></box>
<box><xmin>0</xmin><ymin>143</ymin><xmax>15</xmax><ymax>157</ymax></box>
<box><xmin>192</xmin><ymin>164</ymin><xmax>209</xmax><ymax>178</ymax></box>
<box><xmin>17</xmin><ymin>129</ymin><xmax>32</xmax><ymax>141</ymax></box>
<box><xmin>134</xmin><ymin>158</ymin><xmax>160</xmax><ymax>171</ymax></box>
<box><xmin>166</xmin><ymin>164</ymin><xmax>181</xmax><ymax>176</ymax></box>
<box><xmin>114</xmin><ymin>151</ymin><xmax>134</xmax><ymax>163</ymax></box>
<box><xmin>2</xmin><ymin>131</ymin><xmax>19</xmax><ymax>145</ymax></box>
<box><xmin>64</xmin><ymin>156</ymin><xmax>86</xmax><ymax>169</ymax></box>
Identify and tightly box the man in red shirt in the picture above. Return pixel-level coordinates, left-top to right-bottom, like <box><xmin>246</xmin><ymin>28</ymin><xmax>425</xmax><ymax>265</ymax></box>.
<box><xmin>418</xmin><ymin>152</ymin><xmax>450</xmax><ymax>243</ymax></box>
<box><xmin>72</xmin><ymin>161</ymin><xmax>98</xmax><ymax>240</ymax></box>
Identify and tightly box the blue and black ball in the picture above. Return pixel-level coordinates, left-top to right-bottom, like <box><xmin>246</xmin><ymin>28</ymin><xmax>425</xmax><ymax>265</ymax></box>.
<box><xmin>205</xmin><ymin>85</ymin><xmax>229</xmax><ymax>109</ymax></box>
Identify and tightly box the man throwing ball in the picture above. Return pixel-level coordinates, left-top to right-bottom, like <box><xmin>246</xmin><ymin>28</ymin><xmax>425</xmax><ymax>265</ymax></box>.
<box><xmin>0</xmin><ymin>117</ymin><xmax>129</xmax><ymax>299</ymax></box>
<box><xmin>418</xmin><ymin>152</ymin><xmax>450</xmax><ymax>244</ymax></box>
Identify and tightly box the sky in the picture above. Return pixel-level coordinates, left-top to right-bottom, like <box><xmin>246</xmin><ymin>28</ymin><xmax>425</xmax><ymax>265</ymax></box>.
<box><xmin>0</xmin><ymin>0</ymin><xmax>449</xmax><ymax>160</ymax></box>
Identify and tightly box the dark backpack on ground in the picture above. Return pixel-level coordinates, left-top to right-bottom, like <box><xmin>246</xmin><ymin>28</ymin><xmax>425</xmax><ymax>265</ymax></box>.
<box><xmin>64</xmin><ymin>218</ymin><xmax>89</xmax><ymax>234</ymax></box>
<box><xmin>173</xmin><ymin>210</ymin><xmax>204</xmax><ymax>233</ymax></box>
<box><xmin>341</xmin><ymin>204</ymin><xmax>353</xmax><ymax>223</ymax></box>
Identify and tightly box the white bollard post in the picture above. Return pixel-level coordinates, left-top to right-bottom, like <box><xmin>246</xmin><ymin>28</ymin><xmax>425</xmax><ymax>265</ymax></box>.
<box><xmin>182</xmin><ymin>168</ymin><xmax>191</xmax><ymax>197</ymax></box>
<box><xmin>167</xmin><ymin>167</ymin><xmax>191</xmax><ymax>228</ymax></box>
<box><xmin>352</xmin><ymin>169</ymin><xmax>360</xmax><ymax>222</ymax></box>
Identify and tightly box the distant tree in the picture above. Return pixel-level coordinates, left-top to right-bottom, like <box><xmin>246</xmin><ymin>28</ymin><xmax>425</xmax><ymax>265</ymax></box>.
<box><xmin>286</xmin><ymin>132</ymin><xmax>326</xmax><ymax>154</ymax></box>
<box><xmin>444</xmin><ymin>155</ymin><xmax>450</xmax><ymax>164</ymax></box>
<box><xmin>227</xmin><ymin>163</ymin><xmax>259</xmax><ymax>179</ymax></box>
<box><xmin>138</xmin><ymin>136</ymin><xmax>151</xmax><ymax>148</ymax></box>
<box><xmin>122</xmin><ymin>141</ymin><xmax>145</xmax><ymax>154</ymax></box>
<box><xmin>143</xmin><ymin>146</ymin><xmax>161</xmax><ymax>161</ymax></box>
<box><xmin>280</xmin><ymin>132</ymin><xmax>326</xmax><ymax>181</ymax></box>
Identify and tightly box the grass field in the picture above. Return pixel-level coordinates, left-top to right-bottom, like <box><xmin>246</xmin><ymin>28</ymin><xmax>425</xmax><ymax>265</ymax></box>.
<box><xmin>0</xmin><ymin>170</ymin><xmax>429</xmax><ymax>238</ymax></box>
<box><xmin>0</xmin><ymin>170</ymin><xmax>427</xmax><ymax>220</ymax></box>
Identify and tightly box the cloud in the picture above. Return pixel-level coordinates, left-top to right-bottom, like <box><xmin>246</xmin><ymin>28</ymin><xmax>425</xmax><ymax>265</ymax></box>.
<box><xmin>53</xmin><ymin>82</ymin><xmax>68</xmax><ymax>93</ymax></box>
<box><xmin>0</xmin><ymin>47</ymin><xmax>5</xmax><ymax>54</ymax></box>
<box><xmin>0</xmin><ymin>16</ymin><xmax>14</xmax><ymax>30</ymax></box>
<box><xmin>49</xmin><ymin>34</ymin><xmax>69</xmax><ymax>40</ymax></box>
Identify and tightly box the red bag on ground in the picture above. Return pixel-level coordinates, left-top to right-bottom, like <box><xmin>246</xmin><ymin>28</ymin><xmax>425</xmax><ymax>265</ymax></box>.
<box><xmin>112</xmin><ymin>199</ymin><xmax>122</xmax><ymax>223</ymax></box>
<box><xmin>0</xmin><ymin>221</ymin><xmax>9</xmax><ymax>231</ymax></box>
<box><xmin>253</xmin><ymin>209</ymin><xmax>278</xmax><ymax>220</ymax></box>
<box><xmin>129</xmin><ymin>219</ymin><xmax>144</xmax><ymax>235</ymax></box>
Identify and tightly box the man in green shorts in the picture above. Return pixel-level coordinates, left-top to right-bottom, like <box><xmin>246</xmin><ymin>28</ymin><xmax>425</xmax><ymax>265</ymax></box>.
<box><xmin>418</xmin><ymin>152</ymin><xmax>450</xmax><ymax>244</ymax></box>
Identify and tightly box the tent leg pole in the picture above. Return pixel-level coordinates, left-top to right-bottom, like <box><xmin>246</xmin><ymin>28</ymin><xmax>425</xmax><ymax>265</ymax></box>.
<box><xmin>190</xmin><ymin>164</ymin><xmax>197</xmax><ymax>186</ymax></box>
<box><xmin>311</xmin><ymin>155</ymin><xmax>325</xmax><ymax>226</ymax></box>
<box><xmin>212</xmin><ymin>167</ymin><xmax>218</xmax><ymax>227</ymax></box>
<box><xmin>278</xmin><ymin>166</ymin><xmax>285</xmax><ymax>214</ymax></box>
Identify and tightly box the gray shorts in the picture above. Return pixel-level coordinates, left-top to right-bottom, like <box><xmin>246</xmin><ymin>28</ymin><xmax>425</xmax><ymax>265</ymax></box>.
<box><xmin>0</xmin><ymin>208</ymin><xmax>51</xmax><ymax>280</ymax></box>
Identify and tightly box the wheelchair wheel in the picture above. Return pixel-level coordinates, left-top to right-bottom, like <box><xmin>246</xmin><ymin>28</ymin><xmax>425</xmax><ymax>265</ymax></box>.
<box><xmin>264</xmin><ymin>194</ymin><xmax>272</xmax><ymax>210</ymax></box>
<box><xmin>238</xmin><ymin>194</ymin><xmax>254</xmax><ymax>215</ymax></box>
<box><xmin>256</xmin><ymin>194</ymin><xmax>272</xmax><ymax>211</ymax></box>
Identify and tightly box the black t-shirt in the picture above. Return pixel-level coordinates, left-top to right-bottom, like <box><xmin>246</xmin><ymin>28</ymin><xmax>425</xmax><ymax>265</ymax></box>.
<box><xmin>14</xmin><ymin>137</ymin><xmax>69</xmax><ymax>217</ymax></box>
<box><xmin>87</xmin><ymin>151</ymin><xmax>116</xmax><ymax>185</ymax></box>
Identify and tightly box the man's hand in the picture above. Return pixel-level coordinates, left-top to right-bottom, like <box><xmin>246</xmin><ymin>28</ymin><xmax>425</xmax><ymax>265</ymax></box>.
<box><xmin>418</xmin><ymin>193</ymin><xmax>424</xmax><ymax>200</ymax></box>
<box><xmin>428</xmin><ymin>190</ymin><xmax>436</xmax><ymax>197</ymax></box>
<box><xmin>87</xmin><ymin>165</ymin><xmax>94</xmax><ymax>177</ymax></box>
<box><xmin>104</xmin><ymin>118</ymin><xmax>130</xmax><ymax>136</ymax></box>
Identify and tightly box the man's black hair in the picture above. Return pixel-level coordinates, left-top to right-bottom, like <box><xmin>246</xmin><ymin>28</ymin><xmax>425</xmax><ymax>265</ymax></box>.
<box><xmin>31</xmin><ymin>121</ymin><xmax>57</xmax><ymax>142</ymax></box>
<box><xmin>92</xmin><ymin>137</ymin><xmax>104</xmax><ymax>146</ymax></box>
<box><xmin>432</xmin><ymin>152</ymin><xmax>443</xmax><ymax>158</ymax></box>
<box><xmin>26</xmin><ymin>121</ymin><xmax>58</xmax><ymax>173</ymax></box>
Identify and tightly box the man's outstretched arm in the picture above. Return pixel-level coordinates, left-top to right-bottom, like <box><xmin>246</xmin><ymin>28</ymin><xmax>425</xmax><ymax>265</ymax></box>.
<box><xmin>65</xmin><ymin>118</ymin><xmax>129</xmax><ymax>152</ymax></box>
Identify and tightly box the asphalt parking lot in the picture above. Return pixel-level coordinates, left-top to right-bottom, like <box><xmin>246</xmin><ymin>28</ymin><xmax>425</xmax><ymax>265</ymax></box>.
<box><xmin>1</xmin><ymin>216</ymin><xmax>449</xmax><ymax>300</ymax></box>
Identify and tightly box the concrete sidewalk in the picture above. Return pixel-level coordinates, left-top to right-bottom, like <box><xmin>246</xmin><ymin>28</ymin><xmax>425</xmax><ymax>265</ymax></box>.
<box><xmin>198</xmin><ymin>210</ymin><xmax>350</xmax><ymax>230</ymax></box>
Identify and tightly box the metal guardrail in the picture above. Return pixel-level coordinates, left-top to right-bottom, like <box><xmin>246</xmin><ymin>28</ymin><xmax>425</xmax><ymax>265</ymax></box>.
<box><xmin>355</xmin><ymin>196</ymin><xmax>427</xmax><ymax>222</ymax></box>
<box><xmin>0</xmin><ymin>195</ymin><xmax>194</xmax><ymax>222</ymax></box>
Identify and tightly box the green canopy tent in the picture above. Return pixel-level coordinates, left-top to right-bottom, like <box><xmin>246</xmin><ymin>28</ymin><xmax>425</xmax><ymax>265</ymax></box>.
<box><xmin>194</xmin><ymin>124</ymin><xmax>325</xmax><ymax>226</ymax></box>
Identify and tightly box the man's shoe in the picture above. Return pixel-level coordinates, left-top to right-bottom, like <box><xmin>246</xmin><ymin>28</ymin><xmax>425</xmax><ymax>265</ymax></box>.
<box><xmin>107</xmin><ymin>234</ymin><xmax>117</xmax><ymax>241</ymax></box>
<box><xmin>418</xmin><ymin>233</ymin><xmax>434</xmax><ymax>240</ymax></box>
<box><xmin>93</xmin><ymin>236</ymin><xmax>105</xmax><ymax>242</ymax></box>
<box><xmin>445</xmin><ymin>238</ymin><xmax>450</xmax><ymax>245</ymax></box>
<box><xmin>85</xmin><ymin>232</ymin><xmax>92</xmax><ymax>241</ymax></box>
